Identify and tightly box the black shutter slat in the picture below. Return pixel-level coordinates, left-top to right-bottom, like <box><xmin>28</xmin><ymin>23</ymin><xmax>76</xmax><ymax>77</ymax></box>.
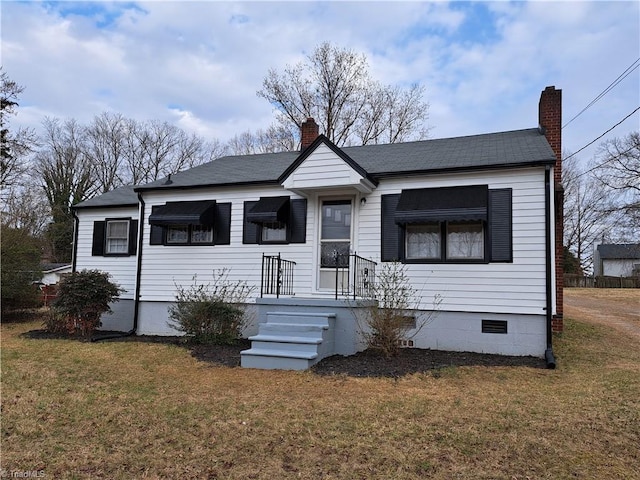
<box><xmin>214</xmin><ymin>203</ymin><xmax>231</xmax><ymax>245</ymax></box>
<box><xmin>381</xmin><ymin>194</ymin><xmax>402</xmax><ymax>262</ymax></box>
<box><xmin>92</xmin><ymin>221</ymin><xmax>105</xmax><ymax>256</ymax></box>
<box><xmin>289</xmin><ymin>198</ymin><xmax>307</xmax><ymax>244</ymax></box>
<box><xmin>243</xmin><ymin>201</ymin><xmax>259</xmax><ymax>244</ymax></box>
<box><xmin>128</xmin><ymin>220</ymin><xmax>138</xmax><ymax>255</ymax></box>
<box><xmin>149</xmin><ymin>206</ymin><xmax>164</xmax><ymax>245</ymax></box>
<box><xmin>489</xmin><ymin>189</ymin><xmax>513</xmax><ymax>262</ymax></box>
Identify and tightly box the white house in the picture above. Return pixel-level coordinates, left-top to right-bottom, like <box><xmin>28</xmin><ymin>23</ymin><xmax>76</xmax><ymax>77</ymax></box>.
<box><xmin>72</xmin><ymin>86</ymin><xmax>564</xmax><ymax>369</ymax></box>
<box><xmin>39</xmin><ymin>263</ymin><xmax>73</xmax><ymax>286</ymax></box>
<box><xmin>593</xmin><ymin>244</ymin><xmax>640</xmax><ymax>277</ymax></box>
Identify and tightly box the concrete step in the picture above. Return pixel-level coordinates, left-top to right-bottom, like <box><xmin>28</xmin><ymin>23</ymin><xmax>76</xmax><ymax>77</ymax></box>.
<box><xmin>248</xmin><ymin>334</ymin><xmax>323</xmax><ymax>345</ymax></box>
<box><xmin>240</xmin><ymin>348</ymin><xmax>317</xmax><ymax>370</ymax></box>
<box><xmin>249</xmin><ymin>340</ymin><xmax>320</xmax><ymax>353</ymax></box>
<box><xmin>265</xmin><ymin>312</ymin><xmax>335</xmax><ymax>328</ymax></box>
<box><xmin>259</xmin><ymin>323</ymin><xmax>327</xmax><ymax>336</ymax></box>
<box><xmin>241</xmin><ymin>310</ymin><xmax>337</xmax><ymax>370</ymax></box>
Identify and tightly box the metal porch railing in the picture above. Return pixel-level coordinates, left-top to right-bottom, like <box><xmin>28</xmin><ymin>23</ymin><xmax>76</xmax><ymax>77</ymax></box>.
<box><xmin>332</xmin><ymin>253</ymin><xmax>377</xmax><ymax>300</ymax></box>
<box><xmin>261</xmin><ymin>253</ymin><xmax>296</xmax><ymax>298</ymax></box>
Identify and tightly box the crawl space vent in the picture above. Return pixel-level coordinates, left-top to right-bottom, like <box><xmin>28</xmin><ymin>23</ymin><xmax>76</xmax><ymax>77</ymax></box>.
<box><xmin>482</xmin><ymin>320</ymin><xmax>508</xmax><ymax>334</ymax></box>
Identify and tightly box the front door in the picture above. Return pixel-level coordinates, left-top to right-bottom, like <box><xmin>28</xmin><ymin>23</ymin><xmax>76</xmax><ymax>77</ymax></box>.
<box><xmin>318</xmin><ymin>199</ymin><xmax>353</xmax><ymax>291</ymax></box>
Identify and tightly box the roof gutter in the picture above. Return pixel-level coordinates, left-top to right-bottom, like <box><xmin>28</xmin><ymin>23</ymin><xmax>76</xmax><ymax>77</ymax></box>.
<box><xmin>544</xmin><ymin>166</ymin><xmax>556</xmax><ymax>369</ymax></box>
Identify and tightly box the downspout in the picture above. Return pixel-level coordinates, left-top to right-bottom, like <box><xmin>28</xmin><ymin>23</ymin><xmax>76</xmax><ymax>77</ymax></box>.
<box><xmin>132</xmin><ymin>192</ymin><xmax>145</xmax><ymax>335</ymax></box>
<box><xmin>92</xmin><ymin>193</ymin><xmax>145</xmax><ymax>342</ymax></box>
<box><xmin>544</xmin><ymin>166</ymin><xmax>557</xmax><ymax>369</ymax></box>
<box><xmin>71</xmin><ymin>209</ymin><xmax>79</xmax><ymax>273</ymax></box>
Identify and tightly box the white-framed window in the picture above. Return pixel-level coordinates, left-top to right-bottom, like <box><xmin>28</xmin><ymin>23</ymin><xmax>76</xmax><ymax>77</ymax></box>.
<box><xmin>166</xmin><ymin>225</ymin><xmax>214</xmax><ymax>244</ymax></box>
<box><xmin>446</xmin><ymin>222</ymin><xmax>484</xmax><ymax>260</ymax></box>
<box><xmin>261</xmin><ymin>222</ymin><xmax>287</xmax><ymax>242</ymax></box>
<box><xmin>191</xmin><ymin>225</ymin><xmax>214</xmax><ymax>243</ymax></box>
<box><xmin>403</xmin><ymin>221</ymin><xmax>485</xmax><ymax>261</ymax></box>
<box><xmin>166</xmin><ymin>226</ymin><xmax>189</xmax><ymax>244</ymax></box>
<box><xmin>406</xmin><ymin>223</ymin><xmax>441</xmax><ymax>260</ymax></box>
<box><xmin>382</xmin><ymin>187</ymin><xmax>511</xmax><ymax>264</ymax></box>
<box><xmin>105</xmin><ymin>220</ymin><xmax>129</xmax><ymax>254</ymax></box>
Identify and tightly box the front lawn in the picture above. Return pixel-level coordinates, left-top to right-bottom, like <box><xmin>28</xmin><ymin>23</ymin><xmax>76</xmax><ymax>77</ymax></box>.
<box><xmin>1</xmin><ymin>297</ymin><xmax>638</xmax><ymax>479</ymax></box>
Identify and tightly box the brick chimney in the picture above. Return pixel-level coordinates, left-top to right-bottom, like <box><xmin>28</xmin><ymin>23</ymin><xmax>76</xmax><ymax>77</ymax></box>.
<box><xmin>300</xmin><ymin>117</ymin><xmax>319</xmax><ymax>150</ymax></box>
<box><xmin>539</xmin><ymin>86</ymin><xmax>563</xmax><ymax>332</ymax></box>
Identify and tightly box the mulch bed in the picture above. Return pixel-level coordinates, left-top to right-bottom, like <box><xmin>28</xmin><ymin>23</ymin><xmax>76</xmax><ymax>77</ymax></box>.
<box><xmin>21</xmin><ymin>329</ymin><xmax>546</xmax><ymax>377</ymax></box>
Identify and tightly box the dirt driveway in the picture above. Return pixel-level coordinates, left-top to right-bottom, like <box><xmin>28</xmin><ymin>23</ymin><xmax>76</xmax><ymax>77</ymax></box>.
<box><xmin>564</xmin><ymin>288</ymin><xmax>640</xmax><ymax>339</ymax></box>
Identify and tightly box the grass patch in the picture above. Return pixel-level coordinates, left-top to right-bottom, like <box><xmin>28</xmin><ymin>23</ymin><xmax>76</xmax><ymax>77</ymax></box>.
<box><xmin>2</xmin><ymin>292</ymin><xmax>639</xmax><ymax>479</ymax></box>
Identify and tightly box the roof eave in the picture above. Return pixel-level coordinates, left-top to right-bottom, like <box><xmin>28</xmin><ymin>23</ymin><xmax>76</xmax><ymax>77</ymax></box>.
<box><xmin>134</xmin><ymin>179</ymin><xmax>282</xmax><ymax>193</ymax></box>
<box><xmin>370</xmin><ymin>159</ymin><xmax>556</xmax><ymax>180</ymax></box>
<box><xmin>73</xmin><ymin>202</ymin><xmax>139</xmax><ymax>210</ymax></box>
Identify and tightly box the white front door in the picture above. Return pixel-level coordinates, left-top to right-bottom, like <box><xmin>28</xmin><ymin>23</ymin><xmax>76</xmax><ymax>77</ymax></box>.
<box><xmin>318</xmin><ymin>199</ymin><xmax>353</xmax><ymax>291</ymax></box>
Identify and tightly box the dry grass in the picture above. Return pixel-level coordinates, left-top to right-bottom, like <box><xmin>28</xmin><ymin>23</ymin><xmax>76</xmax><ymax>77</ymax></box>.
<box><xmin>2</xmin><ymin>291</ymin><xmax>639</xmax><ymax>479</ymax></box>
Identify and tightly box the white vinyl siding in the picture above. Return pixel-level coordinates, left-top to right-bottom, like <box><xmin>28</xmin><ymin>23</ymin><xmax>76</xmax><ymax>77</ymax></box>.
<box><xmin>75</xmin><ymin>207</ymin><xmax>139</xmax><ymax>300</ymax></box>
<box><xmin>356</xmin><ymin>167</ymin><xmax>549</xmax><ymax>315</ymax></box>
<box><xmin>282</xmin><ymin>144</ymin><xmax>371</xmax><ymax>191</ymax></box>
<box><xmin>75</xmin><ymin>166</ymin><xmax>549</xmax><ymax>317</ymax></box>
<box><xmin>603</xmin><ymin>259</ymin><xmax>639</xmax><ymax>277</ymax></box>
<box><xmin>139</xmin><ymin>186</ymin><xmax>314</xmax><ymax>303</ymax></box>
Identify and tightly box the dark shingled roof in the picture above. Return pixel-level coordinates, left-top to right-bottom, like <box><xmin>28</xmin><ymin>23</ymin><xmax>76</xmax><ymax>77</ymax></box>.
<box><xmin>597</xmin><ymin>244</ymin><xmax>640</xmax><ymax>259</ymax></box>
<box><xmin>135</xmin><ymin>128</ymin><xmax>556</xmax><ymax>192</ymax></box>
<box><xmin>74</xmin><ymin>185</ymin><xmax>138</xmax><ymax>209</ymax></box>
<box><xmin>77</xmin><ymin>127</ymin><xmax>556</xmax><ymax>206</ymax></box>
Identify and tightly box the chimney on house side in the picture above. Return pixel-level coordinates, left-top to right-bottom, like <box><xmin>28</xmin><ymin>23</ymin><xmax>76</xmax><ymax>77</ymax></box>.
<box><xmin>539</xmin><ymin>86</ymin><xmax>562</xmax><ymax>185</ymax></box>
<box><xmin>300</xmin><ymin>117</ymin><xmax>320</xmax><ymax>150</ymax></box>
<box><xmin>538</xmin><ymin>85</ymin><xmax>564</xmax><ymax>332</ymax></box>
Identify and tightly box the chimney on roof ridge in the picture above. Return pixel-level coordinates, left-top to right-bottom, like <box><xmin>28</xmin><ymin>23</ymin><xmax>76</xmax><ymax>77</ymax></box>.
<box><xmin>300</xmin><ymin>117</ymin><xmax>320</xmax><ymax>151</ymax></box>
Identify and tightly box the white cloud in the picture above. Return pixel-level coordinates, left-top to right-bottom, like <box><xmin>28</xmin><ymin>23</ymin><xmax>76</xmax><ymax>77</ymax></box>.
<box><xmin>2</xmin><ymin>0</ymin><xmax>638</xmax><ymax>165</ymax></box>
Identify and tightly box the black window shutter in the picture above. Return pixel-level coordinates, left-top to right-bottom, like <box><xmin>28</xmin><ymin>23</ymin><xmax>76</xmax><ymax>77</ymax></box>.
<box><xmin>489</xmin><ymin>189</ymin><xmax>513</xmax><ymax>262</ymax></box>
<box><xmin>381</xmin><ymin>194</ymin><xmax>402</xmax><ymax>262</ymax></box>
<box><xmin>92</xmin><ymin>221</ymin><xmax>106</xmax><ymax>256</ymax></box>
<box><xmin>149</xmin><ymin>206</ymin><xmax>164</xmax><ymax>245</ymax></box>
<box><xmin>243</xmin><ymin>201</ymin><xmax>259</xmax><ymax>244</ymax></box>
<box><xmin>289</xmin><ymin>198</ymin><xmax>307</xmax><ymax>243</ymax></box>
<box><xmin>128</xmin><ymin>220</ymin><xmax>138</xmax><ymax>255</ymax></box>
<box><xmin>214</xmin><ymin>203</ymin><xmax>231</xmax><ymax>245</ymax></box>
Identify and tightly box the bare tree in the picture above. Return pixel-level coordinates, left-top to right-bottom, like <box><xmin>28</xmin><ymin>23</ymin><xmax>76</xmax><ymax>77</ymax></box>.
<box><xmin>258</xmin><ymin>42</ymin><xmax>429</xmax><ymax>147</ymax></box>
<box><xmin>84</xmin><ymin>112</ymin><xmax>128</xmax><ymax>193</ymax></box>
<box><xmin>592</xmin><ymin>131</ymin><xmax>640</xmax><ymax>231</ymax></box>
<box><xmin>84</xmin><ymin>114</ymin><xmax>222</xmax><ymax>187</ymax></box>
<box><xmin>227</xmin><ymin>124</ymin><xmax>296</xmax><ymax>155</ymax></box>
<box><xmin>131</xmin><ymin>120</ymin><xmax>212</xmax><ymax>183</ymax></box>
<box><xmin>0</xmin><ymin>69</ymin><xmax>38</xmax><ymax>192</ymax></box>
<box><xmin>563</xmin><ymin>153</ymin><xmax>622</xmax><ymax>272</ymax></box>
<box><xmin>1</xmin><ymin>184</ymin><xmax>50</xmax><ymax>236</ymax></box>
<box><xmin>35</xmin><ymin>117</ymin><xmax>96</xmax><ymax>262</ymax></box>
<box><xmin>36</xmin><ymin>117</ymin><xmax>97</xmax><ymax>210</ymax></box>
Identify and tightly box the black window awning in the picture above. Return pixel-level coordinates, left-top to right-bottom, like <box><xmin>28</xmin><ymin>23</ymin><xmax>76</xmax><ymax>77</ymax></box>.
<box><xmin>395</xmin><ymin>185</ymin><xmax>488</xmax><ymax>224</ymax></box>
<box><xmin>149</xmin><ymin>200</ymin><xmax>216</xmax><ymax>226</ymax></box>
<box><xmin>246</xmin><ymin>196</ymin><xmax>290</xmax><ymax>224</ymax></box>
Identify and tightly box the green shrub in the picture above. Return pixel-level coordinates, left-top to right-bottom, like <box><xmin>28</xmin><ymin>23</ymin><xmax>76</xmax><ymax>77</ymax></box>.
<box><xmin>43</xmin><ymin>308</ymin><xmax>72</xmax><ymax>334</ymax></box>
<box><xmin>51</xmin><ymin>269</ymin><xmax>123</xmax><ymax>337</ymax></box>
<box><xmin>168</xmin><ymin>269</ymin><xmax>255</xmax><ymax>344</ymax></box>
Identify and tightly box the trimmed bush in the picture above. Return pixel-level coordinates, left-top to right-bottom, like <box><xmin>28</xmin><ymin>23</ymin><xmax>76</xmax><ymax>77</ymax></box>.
<box><xmin>51</xmin><ymin>269</ymin><xmax>123</xmax><ymax>337</ymax></box>
<box><xmin>168</xmin><ymin>269</ymin><xmax>255</xmax><ymax>344</ymax></box>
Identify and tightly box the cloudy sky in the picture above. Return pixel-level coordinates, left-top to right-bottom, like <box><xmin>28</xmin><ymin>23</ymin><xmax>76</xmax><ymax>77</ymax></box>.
<box><xmin>3</xmin><ymin>1</ymin><xmax>639</xmax><ymax>165</ymax></box>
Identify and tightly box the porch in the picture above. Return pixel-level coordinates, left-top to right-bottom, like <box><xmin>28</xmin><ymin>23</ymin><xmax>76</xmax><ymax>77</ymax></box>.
<box><xmin>240</xmin><ymin>253</ymin><xmax>377</xmax><ymax>370</ymax></box>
